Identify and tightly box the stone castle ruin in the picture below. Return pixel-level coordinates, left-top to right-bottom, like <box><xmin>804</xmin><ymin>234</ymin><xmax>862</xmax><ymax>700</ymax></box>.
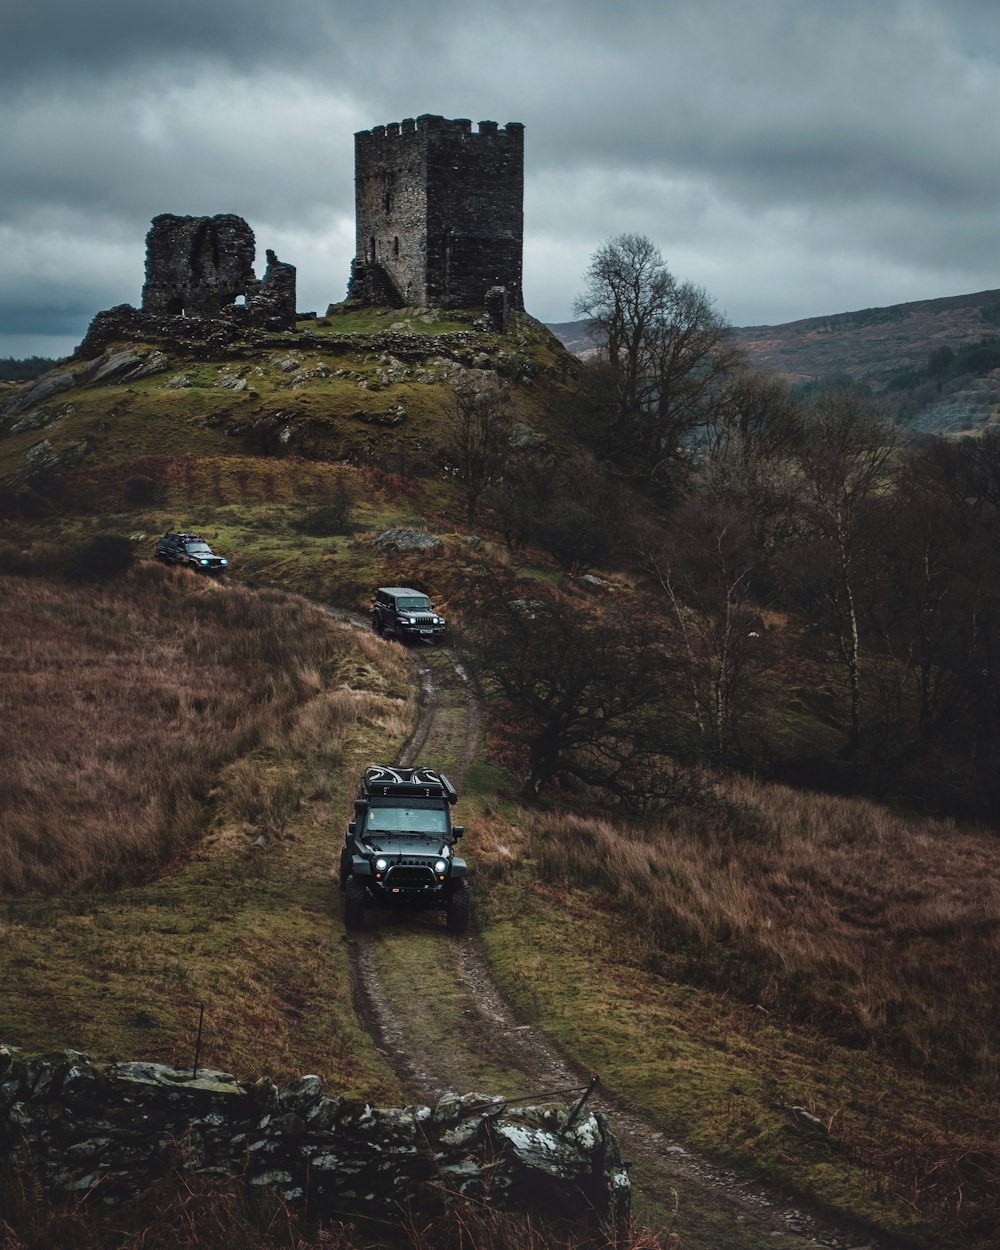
<box><xmin>141</xmin><ymin>213</ymin><xmax>297</xmax><ymax>331</ymax></box>
<box><xmin>76</xmin><ymin>112</ymin><xmax>525</xmax><ymax>357</ymax></box>
<box><xmin>350</xmin><ymin>115</ymin><xmax>524</xmax><ymax>317</ymax></box>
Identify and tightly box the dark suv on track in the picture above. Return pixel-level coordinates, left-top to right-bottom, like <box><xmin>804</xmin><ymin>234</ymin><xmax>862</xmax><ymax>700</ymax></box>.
<box><xmin>154</xmin><ymin>532</ymin><xmax>229</xmax><ymax>574</ymax></box>
<box><xmin>371</xmin><ymin>587</ymin><xmax>445</xmax><ymax>643</ymax></box>
<box><xmin>340</xmin><ymin>766</ymin><xmax>470</xmax><ymax>933</ymax></box>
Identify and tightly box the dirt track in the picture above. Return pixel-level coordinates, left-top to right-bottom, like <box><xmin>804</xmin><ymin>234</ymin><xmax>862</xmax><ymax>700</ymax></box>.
<box><xmin>344</xmin><ymin>638</ymin><xmax>884</xmax><ymax>1250</ymax></box>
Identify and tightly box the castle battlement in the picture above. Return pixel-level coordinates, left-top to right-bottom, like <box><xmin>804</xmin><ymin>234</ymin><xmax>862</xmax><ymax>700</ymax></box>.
<box><xmin>357</xmin><ymin>116</ymin><xmax>524</xmax><ymax>142</ymax></box>
<box><xmin>352</xmin><ymin>113</ymin><xmax>524</xmax><ymax>312</ymax></box>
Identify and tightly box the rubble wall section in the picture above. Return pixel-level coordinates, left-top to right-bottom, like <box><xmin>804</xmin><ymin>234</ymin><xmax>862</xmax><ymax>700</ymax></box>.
<box><xmin>0</xmin><ymin>1046</ymin><xmax>629</xmax><ymax>1227</ymax></box>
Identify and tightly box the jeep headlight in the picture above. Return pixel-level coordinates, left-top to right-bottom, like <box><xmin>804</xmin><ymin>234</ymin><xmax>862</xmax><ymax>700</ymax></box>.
<box><xmin>374</xmin><ymin>857</ymin><xmax>388</xmax><ymax>872</ymax></box>
<box><xmin>408</xmin><ymin>616</ymin><xmax>417</xmax><ymax>625</ymax></box>
<box><xmin>200</xmin><ymin>559</ymin><xmax>210</xmax><ymax>565</ymax></box>
<box><xmin>434</xmin><ymin>859</ymin><xmax>448</xmax><ymax>874</ymax></box>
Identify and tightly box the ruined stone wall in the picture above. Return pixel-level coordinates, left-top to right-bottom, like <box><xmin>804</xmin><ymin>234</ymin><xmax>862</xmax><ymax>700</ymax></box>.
<box><xmin>0</xmin><ymin>1046</ymin><xmax>628</xmax><ymax>1229</ymax></box>
<box><xmin>141</xmin><ymin>215</ymin><xmax>296</xmax><ymax>330</ymax></box>
<box><xmin>247</xmin><ymin>249</ymin><xmax>297</xmax><ymax>330</ymax></box>
<box><xmin>354</xmin><ymin>116</ymin><xmax>524</xmax><ymax>311</ymax></box>
<box><xmin>142</xmin><ymin>214</ymin><xmax>257</xmax><ymax>318</ymax></box>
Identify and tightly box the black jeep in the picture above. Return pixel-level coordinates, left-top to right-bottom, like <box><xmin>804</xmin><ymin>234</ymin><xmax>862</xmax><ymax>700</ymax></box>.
<box><xmin>340</xmin><ymin>766</ymin><xmax>470</xmax><ymax>933</ymax></box>
<box><xmin>154</xmin><ymin>532</ymin><xmax>229</xmax><ymax>574</ymax></box>
<box><xmin>371</xmin><ymin>586</ymin><xmax>445</xmax><ymax>643</ymax></box>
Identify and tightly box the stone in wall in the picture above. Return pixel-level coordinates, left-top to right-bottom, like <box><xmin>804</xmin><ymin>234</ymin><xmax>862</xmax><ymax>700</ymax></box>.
<box><xmin>0</xmin><ymin>1047</ymin><xmax>630</xmax><ymax>1231</ymax></box>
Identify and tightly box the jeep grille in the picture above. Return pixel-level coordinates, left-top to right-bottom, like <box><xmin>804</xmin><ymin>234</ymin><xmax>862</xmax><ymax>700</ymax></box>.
<box><xmin>385</xmin><ymin>863</ymin><xmax>437</xmax><ymax>888</ymax></box>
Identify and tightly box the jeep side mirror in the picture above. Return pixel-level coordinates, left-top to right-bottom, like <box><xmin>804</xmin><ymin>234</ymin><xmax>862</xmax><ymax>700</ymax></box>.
<box><xmin>348</xmin><ymin>821</ymin><xmax>357</xmax><ymax>836</ymax></box>
<box><xmin>354</xmin><ymin>799</ymin><xmax>368</xmax><ymax>818</ymax></box>
<box><xmin>451</xmin><ymin>825</ymin><xmax>464</xmax><ymax>839</ymax></box>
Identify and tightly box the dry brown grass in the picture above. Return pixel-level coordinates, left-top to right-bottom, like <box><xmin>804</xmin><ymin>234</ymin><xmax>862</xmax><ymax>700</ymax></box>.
<box><xmin>474</xmin><ymin>782</ymin><xmax>1000</xmax><ymax>1245</ymax></box>
<box><xmin>478</xmin><ymin>776</ymin><xmax>1000</xmax><ymax>1079</ymax></box>
<box><xmin>0</xmin><ymin>1161</ymin><xmax>667</xmax><ymax>1250</ymax></box>
<box><xmin>0</xmin><ymin>563</ymin><xmax>370</xmax><ymax>895</ymax></box>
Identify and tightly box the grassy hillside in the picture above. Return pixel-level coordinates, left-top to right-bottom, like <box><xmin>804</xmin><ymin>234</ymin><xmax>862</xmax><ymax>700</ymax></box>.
<box><xmin>0</xmin><ymin>556</ymin><xmax>411</xmax><ymax>1095</ymax></box>
<box><xmin>0</xmin><ymin>306</ymin><xmax>575</xmax><ymax>498</ymax></box>
<box><xmin>2</xmin><ymin>308</ymin><xmax>999</xmax><ymax>1248</ymax></box>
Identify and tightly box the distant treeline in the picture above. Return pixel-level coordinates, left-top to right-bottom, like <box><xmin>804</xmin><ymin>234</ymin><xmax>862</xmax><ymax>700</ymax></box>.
<box><xmin>886</xmin><ymin>336</ymin><xmax>1000</xmax><ymax>392</ymax></box>
<box><xmin>0</xmin><ymin>356</ymin><xmax>63</xmax><ymax>382</ymax></box>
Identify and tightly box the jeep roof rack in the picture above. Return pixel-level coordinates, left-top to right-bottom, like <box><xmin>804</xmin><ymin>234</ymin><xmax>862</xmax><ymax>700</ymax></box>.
<box><xmin>361</xmin><ymin>765</ymin><xmax>458</xmax><ymax>804</ymax></box>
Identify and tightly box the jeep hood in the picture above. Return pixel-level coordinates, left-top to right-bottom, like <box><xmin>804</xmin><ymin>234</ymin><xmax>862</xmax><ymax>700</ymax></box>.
<box><xmin>362</xmin><ymin>834</ymin><xmax>448</xmax><ymax>856</ymax></box>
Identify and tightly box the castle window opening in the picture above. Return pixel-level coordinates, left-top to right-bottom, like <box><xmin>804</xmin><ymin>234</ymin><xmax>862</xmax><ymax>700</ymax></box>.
<box><xmin>393</xmin><ymin>237</ymin><xmax>399</xmax><ymax>257</ymax></box>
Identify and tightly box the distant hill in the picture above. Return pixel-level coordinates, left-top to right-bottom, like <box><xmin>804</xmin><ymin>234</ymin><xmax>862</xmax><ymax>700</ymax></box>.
<box><xmin>549</xmin><ymin>288</ymin><xmax>1000</xmax><ymax>434</ymax></box>
<box><xmin>731</xmin><ymin>288</ymin><xmax>1000</xmax><ymax>391</ymax></box>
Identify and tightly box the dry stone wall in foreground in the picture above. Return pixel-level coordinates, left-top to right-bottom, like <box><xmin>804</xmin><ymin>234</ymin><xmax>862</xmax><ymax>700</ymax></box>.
<box><xmin>0</xmin><ymin>1045</ymin><xmax>629</xmax><ymax>1229</ymax></box>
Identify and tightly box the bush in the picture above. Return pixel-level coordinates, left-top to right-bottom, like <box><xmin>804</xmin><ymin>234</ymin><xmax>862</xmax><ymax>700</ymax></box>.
<box><xmin>0</xmin><ymin>539</ymin><xmax>68</xmax><ymax>577</ymax></box>
<box><xmin>0</xmin><ymin>489</ymin><xmax>19</xmax><ymax>521</ymax></box>
<box><xmin>125</xmin><ymin>475</ymin><xmax>157</xmax><ymax>506</ymax></box>
<box><xmin>293</xmin><ymin>476</ymin><xmax>357</xmax><ymax>536</ymax></box>
<box><xmin>67</xmin><ymin>533</ymin><xmax>136</xmax><ymax>582</ymax></box>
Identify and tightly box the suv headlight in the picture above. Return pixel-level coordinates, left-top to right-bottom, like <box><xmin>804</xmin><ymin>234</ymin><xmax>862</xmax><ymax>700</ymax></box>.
<box><xmin>434</xmin><ymin>859</ymin><xmax>448</xmax><ymax>874</ymax></box>
<box><xmin>375</xmin><ymin>857</ymin><xmax>388</xmax><ymax>872</ymax></box>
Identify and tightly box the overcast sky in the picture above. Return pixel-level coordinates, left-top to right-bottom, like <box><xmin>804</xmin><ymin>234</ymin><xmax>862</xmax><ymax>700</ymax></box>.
<box><xmin>5</xmin><ymin>0</ymin><xmax>1000</xmax><ymax>359</ymax></box>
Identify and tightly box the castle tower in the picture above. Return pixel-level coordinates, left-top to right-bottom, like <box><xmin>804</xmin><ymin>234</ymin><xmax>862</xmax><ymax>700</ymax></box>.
<box><xmin>352</xmin><ymin>115</ymin><xmax>524</xmax><ymax>311</ymax></box>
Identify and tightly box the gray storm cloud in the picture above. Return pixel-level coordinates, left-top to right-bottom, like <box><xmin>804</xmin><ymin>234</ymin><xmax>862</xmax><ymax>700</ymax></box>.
<box><xmin>4</xmin><ymin>0</ymin><xmax>1000</xmax><ymax>357</ymax></box>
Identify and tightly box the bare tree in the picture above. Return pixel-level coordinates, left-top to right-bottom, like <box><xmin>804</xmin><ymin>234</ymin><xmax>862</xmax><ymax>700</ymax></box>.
<box><xmin>442</xmin><ymin>372</ymin><xmax>516</xmax><ymax>523</ymax></box>
<box><xmin>789</xmin><ymin>390</ymin><xmax>897</xmax><ymax>756</ymax></box>
<box><xmin>573</xmin><ymin>233</ymin><xmax>741</xmax><ymax>494</ymax></box>
<box><xmin>463</xmin><ymin>571</ymin><xmax>681</xmax><ymax>801</ymax></box>
<box><xmin>643</xmin><ymin>497</ymin><xmax>771</xmax><ymax>764</ymax></box>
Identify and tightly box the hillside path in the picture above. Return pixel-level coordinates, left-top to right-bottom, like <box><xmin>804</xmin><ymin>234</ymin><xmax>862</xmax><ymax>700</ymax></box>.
<box><xmin>342</xmin><ymin>632</ymin><xmax>883</xmax><ymax>1250</ymax></box>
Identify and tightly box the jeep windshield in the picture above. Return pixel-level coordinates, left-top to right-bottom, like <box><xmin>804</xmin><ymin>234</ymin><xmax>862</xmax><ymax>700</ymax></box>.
<box><xmin>366</xmin><ymin>805</ymin><xmax>449</xmax><ymax>835</ymax></box>
<box><xmin>184</xmin><ymin>542</ymin><xmax>214</xmax><ymax>554</ymax></box>
<box><xmin>396</xmin><ymin>596</ymin><xmax>431</xmax><ymax>611</ymax></box>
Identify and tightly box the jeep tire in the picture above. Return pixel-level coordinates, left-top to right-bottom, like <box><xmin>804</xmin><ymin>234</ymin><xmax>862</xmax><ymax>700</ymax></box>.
<box><xmin>344</xmin><ymin>875</ymin><xmax>367</xmax><ymax>931</ymax></box>
<box><xmin>446</xmin><ymin>879</ymin><xmax>470</xmax><ymax>934</ymax></box>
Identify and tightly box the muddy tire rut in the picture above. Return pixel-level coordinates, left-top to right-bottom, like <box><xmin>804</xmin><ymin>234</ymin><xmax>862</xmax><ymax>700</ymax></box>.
<box><xmin>344</xmin><ymin>637</ymin><xmax>883</xmax><ymax>1250</ymax></box>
